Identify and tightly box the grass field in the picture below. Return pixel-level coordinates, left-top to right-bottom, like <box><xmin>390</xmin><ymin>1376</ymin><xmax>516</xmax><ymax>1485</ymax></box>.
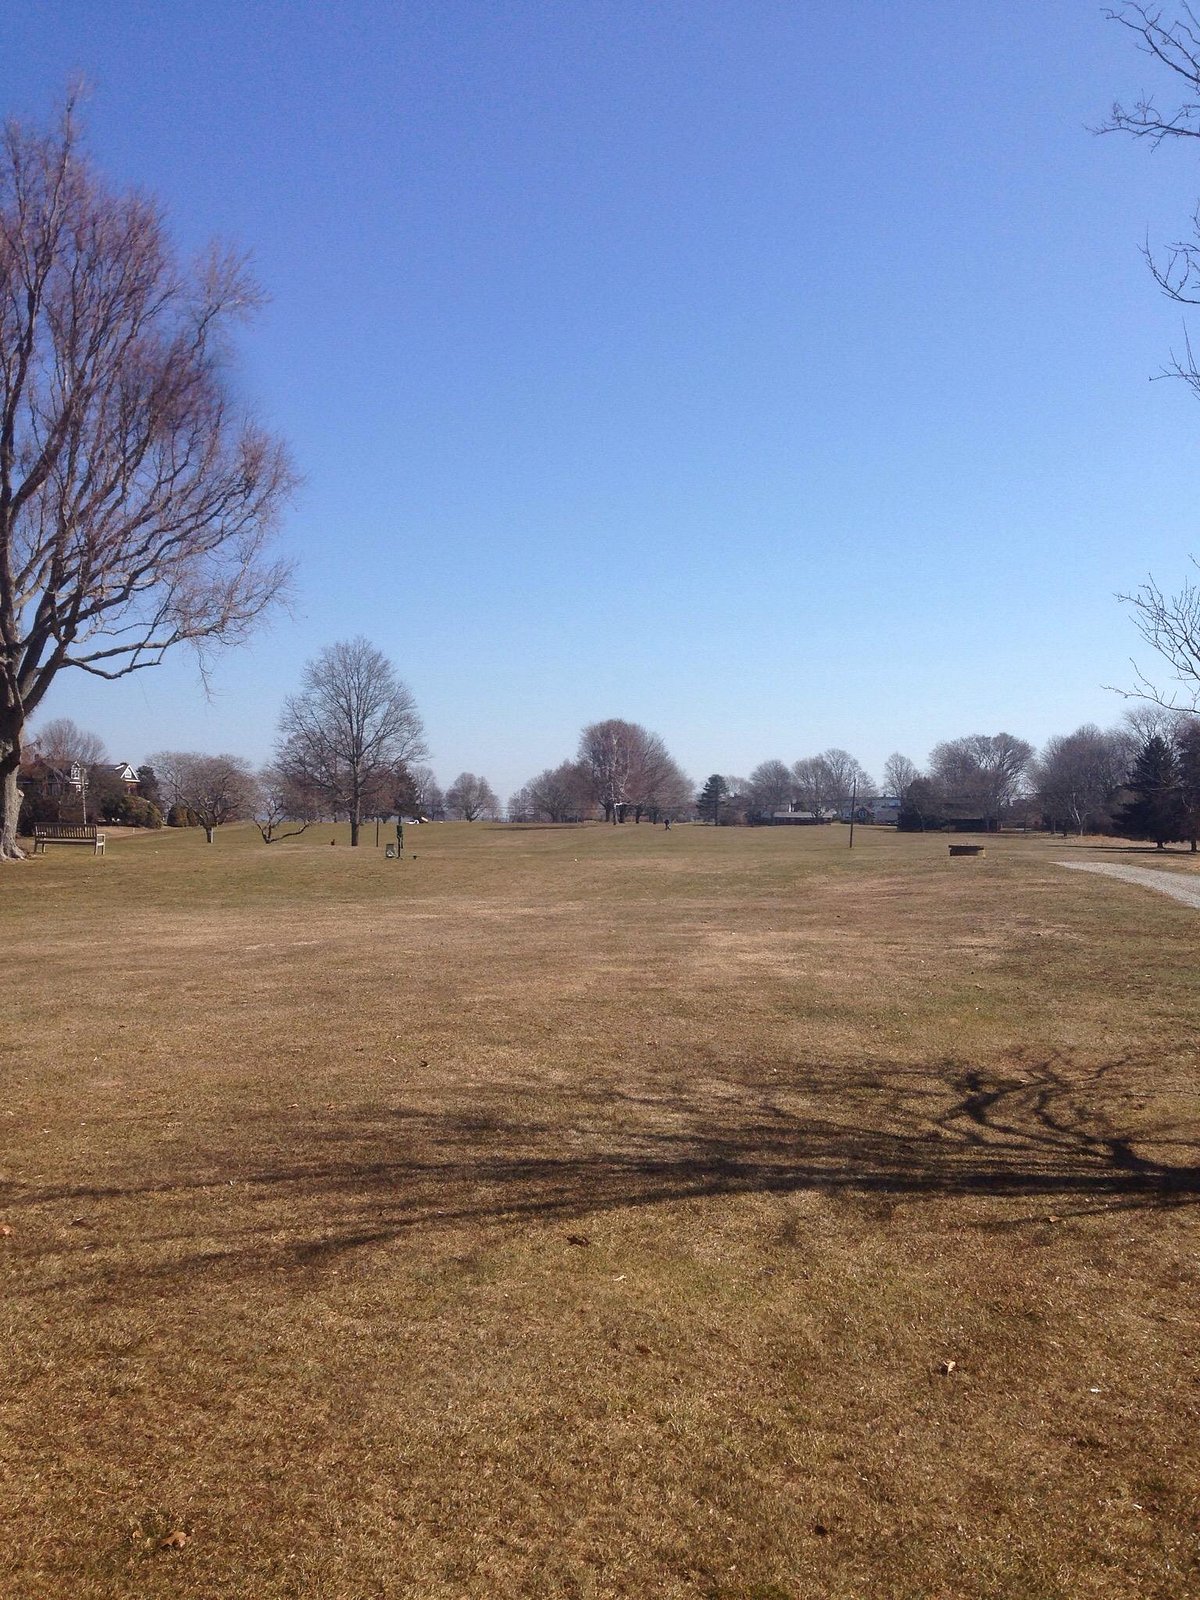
<box><xmin>2</xmin><ymin>819</ymin><xmax>1198</xmax><ymax>1599</ymax></box>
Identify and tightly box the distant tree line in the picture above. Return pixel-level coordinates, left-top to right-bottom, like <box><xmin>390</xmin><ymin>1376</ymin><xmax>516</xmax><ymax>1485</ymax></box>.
<box><xmin>29</xmin><ymin>677</ymin><xmax>1200</xmax><ymax>850</ymax></box>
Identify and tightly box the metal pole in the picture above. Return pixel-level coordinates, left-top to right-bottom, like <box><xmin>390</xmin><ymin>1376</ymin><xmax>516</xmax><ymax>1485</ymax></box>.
<box><xmin>848</xmin><ymin>778</ymin><xmax>857</xmax><ymax>848</ymax></box>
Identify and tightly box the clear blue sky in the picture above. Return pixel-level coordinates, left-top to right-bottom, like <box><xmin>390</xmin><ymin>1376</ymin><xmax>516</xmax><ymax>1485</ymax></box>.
<box><xmin>5</xmin><ymin>1</ymin><xmax>1200</xmax><ymax>797</ymax></box>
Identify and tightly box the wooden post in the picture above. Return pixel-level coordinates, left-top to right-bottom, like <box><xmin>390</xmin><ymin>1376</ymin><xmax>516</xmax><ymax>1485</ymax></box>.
<box><xmin>848</xmin><ymin>778</ymin><xmax>857</xmax><ymax>848</ymax></box>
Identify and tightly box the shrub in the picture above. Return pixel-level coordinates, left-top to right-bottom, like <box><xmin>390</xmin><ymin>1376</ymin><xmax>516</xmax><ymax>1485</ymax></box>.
<box><xmin>108</xmin><ymin>794</ymin><xmax>163</xmax><ymax>829</ymax></box>
<box><xmin>21</xmin><ymin>790</ymin><xmax>63</xmax><ymax>828</ymax></box>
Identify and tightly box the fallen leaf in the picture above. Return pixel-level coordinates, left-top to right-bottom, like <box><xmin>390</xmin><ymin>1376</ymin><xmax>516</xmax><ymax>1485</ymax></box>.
<box><xmin>566</xmin><ymin>1234</ymin><xmax>591</xmax><ymax>1247</ymax></box>
<box><xmin>938</xmin><ymin>1359</ymin><xmax>957</xmax><ymax>1376</ymax></box>
<box><xmin>0</xmin><ymin>1224</ymin><xmax>11</xmax><ymax>1237</ymax></box>
<box><xmin>634</xmin><ymin>1341</ymin><xmax>652</xmax><ymax>1356</ymax></box>
<box><xmin>159</xmin><ymin>1530</ymin><xmax>189</xmax><ymax>1549</ymax></box>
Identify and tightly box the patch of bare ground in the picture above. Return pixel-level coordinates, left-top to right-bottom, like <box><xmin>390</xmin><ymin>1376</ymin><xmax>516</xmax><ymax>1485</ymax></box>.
<box><xmin>1</xmin><ymin>823</ymin><xmax>1197</xmax><ymax>1598</ymax></box>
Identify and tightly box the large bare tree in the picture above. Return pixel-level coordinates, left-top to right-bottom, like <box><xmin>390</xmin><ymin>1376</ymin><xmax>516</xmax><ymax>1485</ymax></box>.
<box><xmin>579</xmin><ymin>718</ymin><xmax>639</xmax><ymax>822</ymax></box>
<box><xmin>747</xmin><ymin>759</ymin><xmax>794</xmax><ymax>816</ymax></box>
<box><xmin>629</xmin><ymin>735</ymin><xmax>690</xmax><ymax>823</ymax></box>
<box><xmin>276</xmin><ymin>637</ymin><xmax>427</xmax><ymax>846</ymax></box>
<box><xmin>882</xmin><ymin>752</ymin><xmax>920</xmax><ymax>799</ymax></box>
<box><xmin>517</xmin><ymin>759</ymin><xmax>591</xmax><ymax>822</ymax></box>
<box><xmin>578</xmin><ymin>718</ymin><xmax>687</xmax><ymax>822</ymax></box>
<box><xmin>819</xmin><ymin>748</ymin><xmax>873</xmax><ymax>814</ymax></box>
<box><xmin>149</xmin><ymin>749</ymin><xmax>257</xmax><ymax>844</ymax></box>
<box><xmin>445</xmin><ymin>771</ymin><xmax>499</xmax><ymax>821</ymax></box>
<box><xmin>790</xmin><ymin>749</ymin><xmax>870</xmax><ymax>818</ymax></box>
<box><xmin>928</xmin><ymin>733</ymin><xmax>1033</xmax><ymax>828</ymax></box>
<box><xmin>31</xmin><ymin>715</ymin><xmax>106</xmax><ymax>770</ymax></box>
<box><xmin>1034</xmin><ymin>724</ymin><xmax>1134</xmax><ymax>836</ymax></box>
<box><xmin>0</xmin><ymin>101</ymin><xmax>295</xmax><ymax>859</ymax></box>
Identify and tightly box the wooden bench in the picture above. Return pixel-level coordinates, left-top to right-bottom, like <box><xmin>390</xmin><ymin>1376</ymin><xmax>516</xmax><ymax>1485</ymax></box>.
<box><xmin>32</xmin><ymin>824</ymin><xmax>106</xmax><ymax>856</ymax></box>
<box><xmin>948</xmin><ymin>843</ymin><xmax>985</xmax><ymax>858</ymax></box>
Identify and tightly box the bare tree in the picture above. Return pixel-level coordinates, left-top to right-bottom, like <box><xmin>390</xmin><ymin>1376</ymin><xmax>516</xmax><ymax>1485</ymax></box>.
<box><xmin>0</xmin><ymin>101</ymin><xmax>294</xmax><ymax>859</ymax></box>
<box><xmin>1101</xmin><ymin>6</ymin><xmax>1200</xmax><ymax>332</ymax></box>
<box><xmin>32</xmin><ymin>716</ymin><xmax>107</xmax><ymax>770</ymax></box>
<box><xmin>630</xmin><ymin>737</ymin><xmax>690</xmax><ymax>822</ymax></box>
<box><xmin>408</xmin><ymin>764</ymin><xmax>445</xmax><ymax>821</ymax></box>
<box><xmin>928</xmin><ymin>733</ymin><xmax>1033</xmax><ymax>828</ymax></box>
<box><xmin>520</xmin><ymin>760</ymin><xmax>591</xmax><ymax>822</ymax></box>
<box><xmin>790</xmin><ymin>749</ymin><xmax>870</xmax><ymax>818</ymax></box>
<box><xmin>790</xmin><ymin>755</ymin><xmax>833</xmax><ymax>818</ymax></box>
<box><xmin>1113</xmin><ymin>567</ymin><xmax>1200</xmax><ymax>709</ymax></box>
<box><xmin>579</xmin><ymin>718</ymin><xmax>639</xmax><ymax>822</ymax></box>
<box><xmin>276</xmin><ymin>638</ymin><xmax>427</xmax><ymax>846</ymax></box>
<box><xmin>1033</xmin><ymin>725</ymin><xmax>1134</xmax><ymax>835</ymax></box>
<box><xmin>819</xmin><ymin>748</ymin><xmax>873</xmax><ymax>815</ymax></box>
<box><xmin>882</xmin><ymin>752</ymin><xmax>920</xmax><ymax>798</ymax></box>
<box><xmin>747</xmin><ymin>759</ymin><xmax>794</xmax><ymax>816</ymax></box>
<box><xmin>1098</xmin><ymin>11</ymin><xmax>1200</xmax><ymax>700</ymax></box>
<box><xmin>506</xmin><ymin>785</ymin><xmax>533</xmax><ymax>822</ymax></box>
<box><xmin>1122</xmin><ymin>702</ymin><xmax>1186</xmax><ymax>745</ymax></box>
<box><xmin>445</xmin><ymin>772</ymin><xmax>499</xmax><ymax>821</ymax></box>
<box><xmin>578</xmin><ymin>719</ymin><xmax>687</xmax><ymax>823</ymax></box>
<box><xmin>150</xmin><ymin>750</ymin><xmax>257</xmax><ymax>843</ymax></box>
<box><xmin>253</xmin><ymin>762</ymin><xmax>322</xmax><ymax>843</ymax></box>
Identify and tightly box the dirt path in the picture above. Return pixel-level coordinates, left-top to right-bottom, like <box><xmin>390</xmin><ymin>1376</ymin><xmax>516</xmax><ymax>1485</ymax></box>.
<box><xmin>1056</xmin><ymin>858</ymin><xmax>1200</xmax><ymax>908</ymax></box>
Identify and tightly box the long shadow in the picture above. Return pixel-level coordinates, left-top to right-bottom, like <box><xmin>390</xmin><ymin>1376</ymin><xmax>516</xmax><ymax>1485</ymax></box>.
<box><xmin>1058</xmin><ymin>842</ymin><xmax>1200</xmax><ymax>855</ymax></box>
<box><xmin>4</xmin><ymin>1053</ymin><xmax>1197</xmax><ymax>1287</ymax></box>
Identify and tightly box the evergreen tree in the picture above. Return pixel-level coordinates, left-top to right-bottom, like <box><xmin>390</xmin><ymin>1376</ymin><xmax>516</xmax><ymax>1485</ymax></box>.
<box><xmin>697</xmin><ymin>774</ymin><xmax>728</xmax><ymax>826</ymax></box>
<box><xmin>1117</xmin><ymin>735</ymin><xmax>1185</xmax><ymax>849</ymax></box>
<box><xmin>1176</xmin><ymin>721</ymin><xmax>1200</xmax><ymax>851</ymax></box>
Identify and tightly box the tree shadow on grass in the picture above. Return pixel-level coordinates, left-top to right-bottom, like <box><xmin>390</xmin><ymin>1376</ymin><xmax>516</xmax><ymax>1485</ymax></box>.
<box><xmin>5</xmin><ymin>1052</ymin><xmax>1198</xmax><ymax>1285</ymax></box>
<box><xmin>1058</xmin><ymin>842</ymin><xmax>1200</xmax><ymax>856</ymax></box>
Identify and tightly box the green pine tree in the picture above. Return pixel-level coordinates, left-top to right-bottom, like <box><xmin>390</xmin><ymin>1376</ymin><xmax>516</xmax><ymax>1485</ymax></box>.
<box><xmin>697</xmin><ymin>774</ymin><xmax>728</xmax><ymax>826</ymax></box>
<box><xmin>1176</xmin><ymin>720</ymin><xmax>1200</xmax><ymax>851</ymax></box>
<box><xmin>1117</xmin><ymin>735</ymin><xmax>1185</xmax><ymax>848</ymax></box>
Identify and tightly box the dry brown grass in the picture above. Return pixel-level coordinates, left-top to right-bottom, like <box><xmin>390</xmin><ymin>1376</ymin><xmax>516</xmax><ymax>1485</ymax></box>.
<box><xmin>1</xmin><ymin>820</ymin><xmax>1198</xmax><ymax>1598</ymax></box>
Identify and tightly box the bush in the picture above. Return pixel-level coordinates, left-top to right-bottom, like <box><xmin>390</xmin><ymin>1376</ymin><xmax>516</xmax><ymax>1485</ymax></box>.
<box><xmin>21</xmin><ymin>790</ymin><xmax>64</xmax><ymax>828</ymax></box>
<box><xmin>108</xmin><ymin>793</ymin><xmax>162</xmax><ymax>828</ymax></box>
<box><xmin>166</xmin><ymin>802</ymin><xmax>199</xmax><ymax>828</ymax></box>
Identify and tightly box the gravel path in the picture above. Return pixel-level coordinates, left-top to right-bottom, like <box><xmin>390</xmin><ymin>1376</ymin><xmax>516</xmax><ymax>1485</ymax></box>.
<box><xmin>1056</xmin><ymin>859</ymin><xmax>1200</xmax><ymax>909</ymax></box>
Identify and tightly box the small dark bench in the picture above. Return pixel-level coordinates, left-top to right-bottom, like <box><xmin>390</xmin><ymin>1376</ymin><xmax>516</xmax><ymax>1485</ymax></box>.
<box><xmin>948</xmin><ymin>843</ymin><xmax>985</xmax><ymax>858</ymax></box>
<box><xmin>32</xmin><ymin>824</ymin><xmax>106</xmax><ymax>856</ymax></box>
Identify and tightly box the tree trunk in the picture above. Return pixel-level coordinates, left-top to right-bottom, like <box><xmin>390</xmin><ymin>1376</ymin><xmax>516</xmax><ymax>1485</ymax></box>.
<box><xmin>350</xmin><ymin>813</ymin><xmax>360</xmax><ymax>846</ymax></box>
<box><xmin>0</xmin><ymin>731</ymin><xmax>26</xmax><ymax>860</ymax></box>
<box><xmin>205</xmin><ymin>825</ymin><xmax>215</xmax><ymax>844</ymax></box>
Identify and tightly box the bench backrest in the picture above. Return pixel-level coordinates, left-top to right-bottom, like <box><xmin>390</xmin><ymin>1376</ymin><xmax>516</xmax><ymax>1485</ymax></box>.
<box><xmin>35</xmin><ymin>824</ymin><xmax>98</xmax><ymax>839</ymax></box>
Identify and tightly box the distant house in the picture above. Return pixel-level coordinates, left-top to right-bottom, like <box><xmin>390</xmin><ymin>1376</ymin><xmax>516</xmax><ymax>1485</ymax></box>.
<box><xmin>865</xmin><ymin>794</ymin><xmax>901</xmax><ymax>825</ymax></box>
<box><xmin>18</xmin><ymin>755</ymin><xmax>75</xmax><ymax>798</ymax></box>
<box><xmin>112</xmin><ymin>762</ymin><xmax>141</xmax><ymax>794</ymax></box>
<box><xmin>769</xmin><ymin>809</ymin><xmax>830</xmax><ymax>826</ymax></box>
